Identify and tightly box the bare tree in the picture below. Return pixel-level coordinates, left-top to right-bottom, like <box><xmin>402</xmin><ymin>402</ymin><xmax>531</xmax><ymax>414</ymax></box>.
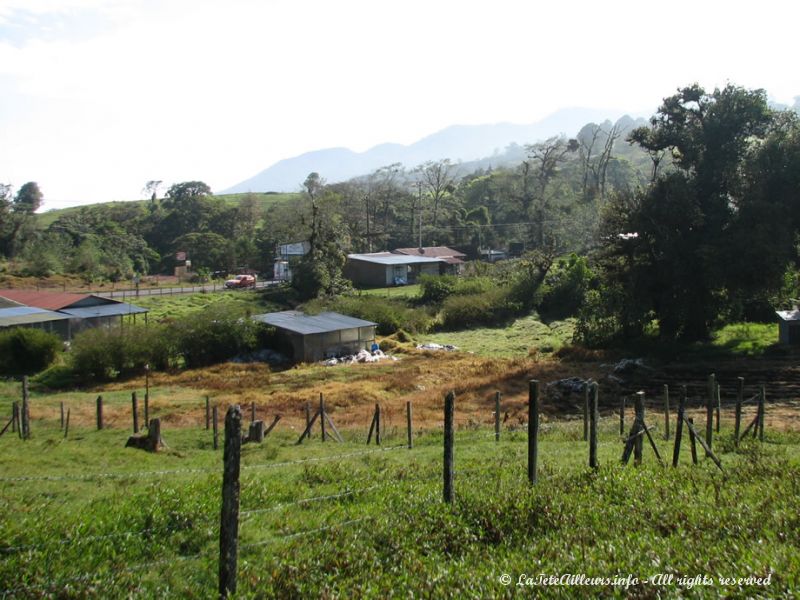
<box><xmin>417</xmin><ymin>159</ymin><xmax>456</xmax><ymax>232</ymax></box>
<box><xmin>143</xmin><ymin>180</ymin><xmax>163</xmax><ymax>202</ymax></box>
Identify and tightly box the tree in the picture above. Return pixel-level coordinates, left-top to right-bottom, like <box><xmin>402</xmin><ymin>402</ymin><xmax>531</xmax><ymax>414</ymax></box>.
<box><xmin>13</xmin><ymin>182</ymin><xmax>43</xmax><ymax>213</ymax></box>
<box><xmin>417</xmin><ymin>159</ymin><xmax>456</xmax><ymax>234</ymax></box>
<box><xmin>597</xmin><ymin>84</ymin><xmax>783</xmax><ymax>341</ymax></box>
<box><xmin>143</xmin><ymin>180</ymin><xmax>163</xmax><ymax>202</ymax></box>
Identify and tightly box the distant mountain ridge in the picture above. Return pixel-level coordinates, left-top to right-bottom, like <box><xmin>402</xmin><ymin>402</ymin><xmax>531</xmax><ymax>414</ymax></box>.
<box><xmin>223</xmin><ymin>107</ymin><xmax>646</xmax><ymax>193</ymax></box>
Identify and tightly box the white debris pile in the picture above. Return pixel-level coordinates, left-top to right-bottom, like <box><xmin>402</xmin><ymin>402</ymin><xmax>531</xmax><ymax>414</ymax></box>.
<box><xmin>416</xmin><ymin>343</ymin><xmax>459</xmax><ymax>352</ymax></box>
<box><xmin>322</xmin><ymin>348</ymin><xmax>399</xmax><ymax>366</ymax></box>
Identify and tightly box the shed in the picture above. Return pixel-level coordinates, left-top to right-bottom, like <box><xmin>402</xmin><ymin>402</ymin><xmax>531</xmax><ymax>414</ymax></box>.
<box><xmin>0</xmin><ymin>289</ymin><xmax>148</xmax><ymax>338</ymax></box>
<box><xmin>0</xmin><ymin>306</ymin><xmax>72</xmax><ymax>339</ymax></box>
<box><xmin>253</xmin><ymin>311</ymin><xmax>377</xmax><ymax>363</ymax></box>
<box><xmin>776</xmin><ymin>308</ymin><xmax>800</xmax><ymax>345</ymax></box>
<box><xmin>344</xmin><ymin>253</ymin><xmax>443</xmax><ymax>287</ymax></box>
<box><xmin>393</xmin><ymin>246</ymin><xmax>466</xmax><ymax>275</ymax></box>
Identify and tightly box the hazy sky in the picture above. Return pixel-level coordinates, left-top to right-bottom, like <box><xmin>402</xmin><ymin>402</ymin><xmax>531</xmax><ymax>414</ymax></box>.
<box><xmin>1</xmin><ymin>0</ymin><xmax>798</xmax><ymax>210</ymax></box>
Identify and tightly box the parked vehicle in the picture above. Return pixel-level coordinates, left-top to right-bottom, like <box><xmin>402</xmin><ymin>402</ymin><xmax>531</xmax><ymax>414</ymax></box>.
<box><xmin>224</xmin><ymin>274</ymin><xmax>256</xmax><ymax>289</ymax></box>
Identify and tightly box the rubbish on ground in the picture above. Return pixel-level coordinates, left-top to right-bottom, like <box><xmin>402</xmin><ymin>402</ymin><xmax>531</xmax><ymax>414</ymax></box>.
<box><xmin>416</xmin><ymin>343</ymin><xmax>459</xmax><ymax>352</ymax></box>
<box><xmin>321</xmin><ymin>348</ymin><xmax>399</xmax><ymax>366</ymax></box>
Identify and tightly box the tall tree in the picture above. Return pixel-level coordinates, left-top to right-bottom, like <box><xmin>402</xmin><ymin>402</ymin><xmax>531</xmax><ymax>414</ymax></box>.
<box><xmin>14</xmin><ymin>182</ymin><xmax>43</xmax><ymax>213</ymax></box>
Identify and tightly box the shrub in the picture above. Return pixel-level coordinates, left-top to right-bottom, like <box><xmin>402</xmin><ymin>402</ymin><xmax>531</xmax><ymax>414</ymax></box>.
<box><xmin>170</xmin><ymin>307</ymin><xmax>262</xmax><ymax>368</ymax></box>
<box><xmin>539</xmin><ymin>254</ymin><xmax>594</xmax><ymax>318</ymax></box>
<box><xmin>440</xmin><ymin>288</ymin><xmax>520</xmax><ymax>329</ymax></box>
<box><xmin>0</xmin><ymin>328</ymin><xmax>61</xmax><ymax>377</ymax></box>
<box><xmin>70</xmin><ymin>325</ymin><xmax>173</xmax><ymax>382</ymax></box>
<box><xmin>419</xmin><ymin>275</ymin><xmax>494</xmax><ymax>305</ymax></box>
<box><xmin>304</xmin><ymin>296</ymin><xmax>433</xmax><ymax>335</ymax></box>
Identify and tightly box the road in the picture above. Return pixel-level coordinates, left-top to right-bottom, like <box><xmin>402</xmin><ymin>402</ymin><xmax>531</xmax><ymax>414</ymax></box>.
<box><xmin>93</xmin><ymin>280</ymin><xmax>282</xmax><ymax>299</ymax></box>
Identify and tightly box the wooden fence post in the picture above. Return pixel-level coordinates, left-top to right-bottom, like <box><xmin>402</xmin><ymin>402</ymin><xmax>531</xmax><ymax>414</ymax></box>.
<box><xmin>583</xmin><ymin>383</ymin><xmax>589</xmax><ymax>442</ymax></box>
<box><xmin>443</xmin><ymin>391</ymin><xmax>455</xmax><ymax>504</ymax></box>
<box><xmin>144</xmin><ymin>391</ymin><xmax>150</xmax><ymax>428</ymax></box>
<box><xmin>672</xmin><ymin>386</ymin><xmax>686</xmax><ymax>467</ymax></box>
<box><xmin>758</xmin><ymin>385</ymin><xmax>766</xmax><ymax>442</ymax></box>
<box><xmin>60</xmin><ymin>401</ymin><xmax>65</xmax><ymax>431</ymax></box>
<box><xmin>305</xmin><ymin>402</ymin><xmax>311</xmax><ymax>432</ymax></box>
<box><xmin>21</xmin><ymin>376</ymin><xmax>30</xmax><ymax>440</ymax></box>
<box><xmin>375</xmin><ymin>403</ymin><xmax>381</xmax><ymax>446</ymax></box>
<box><xmin>406</xmin><ymin>401</ymin><xmax>413</xmax><ymax>449</ymax></box>
<box><xmin>663</xmin><ymin>384</ymin><xmax>670</xmax><ymax>440</ymax></box>
<box><xmin>706</xmin><ymin>374</ymin><xmax>715</xmax><ymax>450</ymax></box>
<box><xmin>213</xmin><ymin>406</ymin><xmax>219</xmax><ymax>450</ymax></box>
<box><xmin>734</xmin><ymin>377</ymin><xmax>744</xmax><ymax>445</ymax></box>
<box><xmin>64</xmin><ymin>408</ymin><xmax>70</xmax><ymax>439</ymax></box>
<box><xmin>494</xmin><ymin>391</ymin><xmax>501</xmax><ymax>442</ymax></box>
<box><xmin>97</xmin><ymin>396</ymin><xmax>103</xmax><ymax>430</ymax></box>
<box><xmin>634</xmin><ymin>392</ymin><xmax>645</xmax><ymax>465</ymax></box>
<box><xmin>132</xmin><ymin>392</ymin><xmax>139</xmax><ymax>434</ymax></box>
<box><xmin>589</xmin><ymin>383</ymin><xmax>598</xmax><ymax>470</ymax></box>
<box><xmin>11</xmin><ymin>402</ymin><xmax>18</xmax><ymax>434</ymax></box>
<box><xmin>528</xmin><ymin>380</ymin><xmax>539</xmax><ymax>484</ymax></box>
<box><xmin>715</xmin><ymin>382</ymin><xmax>721</xmax><ymax>434</ymax></box>
<box><xmin>619</xmin><ymin>396</ymin><xmax>625</xmax><ymax>437</ymax></box>
<box><xmin>219</xmin><ymin>405</ymin><xmax>242</xmax><ymax>598</ymax></box>
<box><xmin>688</xmin><ymin>417</ymin><xmax>698</xmax><ymax>464</ymax></box>
<box><xmin>319</xmin><ymin>394</ymin><xmax>326</xmax><ymax>443</ymax></box>
<box><xmin>251</xmin><ymin>401</ymin><xmax>256</xmax><ymax>424</ymax></box>
<box><xmin>205</xmin><ymin>396</ymin><xmax>211</xmax><ymax>430</ymax></box>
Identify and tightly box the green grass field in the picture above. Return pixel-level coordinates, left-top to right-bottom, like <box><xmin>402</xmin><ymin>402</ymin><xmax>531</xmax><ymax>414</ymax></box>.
<box><xmin>1</xmin><ymin>406</ymin><xmax>798</xmax><ymax>598</ymax></box>
<box><xmin>420</xmin><ymin>315</ymin><xmax>576</xmax><ymax>358</ymax></box>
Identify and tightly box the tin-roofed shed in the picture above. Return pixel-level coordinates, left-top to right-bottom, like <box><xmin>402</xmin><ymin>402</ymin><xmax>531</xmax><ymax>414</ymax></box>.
<box><xmin>0</xmin><ymin>306</ymin><xmax>72</xmax><ymax>339</ymax></box>
<box><xmin>253</xmin><ymin>311</ymin><xmax>377</xmax><ymax>363</ymax></box>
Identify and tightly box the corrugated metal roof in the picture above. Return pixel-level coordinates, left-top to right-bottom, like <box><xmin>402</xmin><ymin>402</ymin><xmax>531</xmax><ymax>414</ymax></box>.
<box><xmin>0</xmin><ymin>289</ymin><xmax>94</xmax><ymax>310</ymax></box>
<box><xmin>253</xmin><ymin>311</ymin><xmax>377</xmax><ymax>335</ymax></box>
<box><xmin>347</xmin><ymin>253</ymin><xmax>443</xmax><ymax>266</ymax></box>
<box><xmin>776</xmin><ymin>309</ymin><xmax>800</xmax><ymax>322</ymax></box>
<box><xmin>59</xmin><ymin>303</ymin><xmax>149</xmax><ymax>319</ymax></box>
<box><xmin>0</xmin><ymin>306</ymin><xmax>71</xmax><ymax>327</ymax></box>
<box><xmin>393</xmin><ymin>246</ymin><xmax>467</xmax><ymax>258</ymax></box>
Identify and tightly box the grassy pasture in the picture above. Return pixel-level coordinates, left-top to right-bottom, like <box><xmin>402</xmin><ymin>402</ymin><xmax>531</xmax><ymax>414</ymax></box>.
<box><xmin>1</xmin><ymin>411</ymin><xmax>799</xmax><ymax>598</ymax></box>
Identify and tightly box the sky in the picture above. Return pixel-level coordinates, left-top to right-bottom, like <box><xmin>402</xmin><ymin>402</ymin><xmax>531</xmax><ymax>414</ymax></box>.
<box><xmin>1</xmin><ymin>0</ymin><xmax>799</xmax><ymax>211</ymax></box>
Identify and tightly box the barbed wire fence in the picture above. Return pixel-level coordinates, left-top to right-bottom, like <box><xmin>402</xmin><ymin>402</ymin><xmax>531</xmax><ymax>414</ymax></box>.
<box><xmin>0</xmin><ymin>372</ymin><xmax>777</xmax><ymax>597</ymax></box>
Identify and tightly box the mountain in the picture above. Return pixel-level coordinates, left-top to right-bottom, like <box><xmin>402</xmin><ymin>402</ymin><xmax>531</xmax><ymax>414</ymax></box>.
<box><xmin>223</xmin><ymin>107</ymin><xmax>645</xmax><ymax>193</ymax></box>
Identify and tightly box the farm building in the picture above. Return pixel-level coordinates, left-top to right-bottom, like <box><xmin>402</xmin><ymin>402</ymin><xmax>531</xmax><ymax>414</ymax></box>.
<box><xmin>776</xmin><ymin>308</ymin><xmax>800</xmax><ymax>345</ymax></box>
<box><xmin>344</xmin><ymin>253</ymin><xmax>443</xmax><ymax>287</ymax></box>
<box><xmin>0</xmin><ymin>306</ymin><xmax>72</xmax><ymax>339</ymax></box>
<box><xmin>0</xmin><ymin>290</ymin><xmax>148</xmax><ymax>340</ymax></box>
<box><xmin>392</xmin><ymin>246</ymin><xmax>466</xmax><ymax>275</ymax></box>
<box><xmin>253</xmin><ymin>310</ymin><xmax>377</xmax><ymax>363</ymax></box>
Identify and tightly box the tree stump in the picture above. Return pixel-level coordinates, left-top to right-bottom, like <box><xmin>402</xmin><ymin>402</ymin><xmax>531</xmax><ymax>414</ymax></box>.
<box><xmin>245</xmin><ymin>420</ymin><xmax>266</xmax><ymax>444</ymax></box>
<box><xmin>125</xmin><ymin>419</ymin><xmax>164</xmax><ymax>452</ymax></box>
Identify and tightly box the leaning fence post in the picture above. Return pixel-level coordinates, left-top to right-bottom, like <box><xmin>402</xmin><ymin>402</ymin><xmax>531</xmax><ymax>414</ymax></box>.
<box><xmin>634</xmin><ymin>392</ymin><xmax>645</xmax><ymax>465</ymax></box>
<box><xmin>132</xmin><ymin>391</ymin><xmax>139</xmax><ymax>434</ymax></box>
<box><xmin>688</xmin><ymin>417</ymin><xmax>698</xmax><ymax>464</ymax></box>
<box><xmin>715</xmin><ymin>382</ymin><xmax>721</xmax><ymax>434</ymax></box>
<box><xmin>213</xmin><ymin>406</ymin><xmax>219</xmax><ymax>450</ymax></box>
<box><xmin>758</xmin><ymin>385</ymin><xmax>766</xmax><ymax>442</ymax></box>
<box><xmin>663</xmin><ymin>384</ymin><xmax>670</xmax><ymax>440</ymax></box>
<box><xmin>589</xmin><ymin>382</ymin><xmax>598</xmax><ymax>469</ymax></box>
<box><xmin>734</xmin><ymin>377</ymin><xmax>744</xmax><ymax>445</ymax></box>
<box><xmin>219</xmin><ymin>405</ymin><xmax>242</xmax><ymax>598</ymax></box>
<box><xmin>97</xmin><ymin>396</ymin><xmax>103</xmax><ymax>430</ymax></box>
<box><xmin>583</xmin><ymin>383</ymin><xmax>589</xmax><ymax>442</ymax></box>
<box><xmin>406</xmin><ymin>401</ymin><xmax>413</xmax><ymax>449</ymax></box>
<box><xmin>494</xmin><ymin>391</ymin><xmax>501</xmax><ymax>442</ymax></box>
<box><xmin>706</xmin><ymin>374</ymin><xmax>715</xmax><ymax>450</ymax></box>
<box><xmin>443</xmin><ymin>391</ymin><xmax>455</xmax><ymax>504</ymax></box>
<box><xmin>529</xmin><ymin>380</ymin><xmax>539</xmax><ymax>484</ymax></box>
<box><xmin>672</xmin><ymin>386</ymin><xmax>686</xmax><ymax>467</ymax></box>
<box><xmin>60</xmin><ymin>401</ymin><xmax>65</xmax><ymax>431</ymax></box>
<box><xmin>21</xmin><ymin>376</ymin><xmax>30</xmax><ymax>440</ymax></box>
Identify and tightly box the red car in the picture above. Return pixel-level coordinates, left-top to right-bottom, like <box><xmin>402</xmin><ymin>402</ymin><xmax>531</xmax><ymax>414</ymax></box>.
<box><xmin>224</xmin><ymin>274</ymin><xmax>256</xmax><ymax>289</ymax></box>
